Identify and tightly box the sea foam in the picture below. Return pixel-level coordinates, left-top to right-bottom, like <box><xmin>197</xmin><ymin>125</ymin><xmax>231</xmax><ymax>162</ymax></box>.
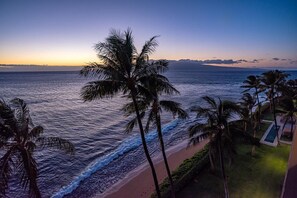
<box><xmin>51</xmin><ymin>119</ymin><xmax>179</xmax><ymax>198</ymax></box>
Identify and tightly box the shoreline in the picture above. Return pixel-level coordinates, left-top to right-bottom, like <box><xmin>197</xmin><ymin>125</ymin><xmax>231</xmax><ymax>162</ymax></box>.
<box><xmin>100</xmin><ymin>139</ymin><xmax>208</xmax><ymax>198</ymax></box>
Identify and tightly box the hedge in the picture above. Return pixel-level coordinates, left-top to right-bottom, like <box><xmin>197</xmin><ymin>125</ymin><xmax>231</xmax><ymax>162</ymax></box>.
<box><xmin>151</xmin><ymin>144</ymin><xmax>209</xmax><ymax>198</ymax></box>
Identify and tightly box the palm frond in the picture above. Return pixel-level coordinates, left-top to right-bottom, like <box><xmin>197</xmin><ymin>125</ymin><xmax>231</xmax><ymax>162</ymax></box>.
<box><xmin>36</xmin><ymin>137</ymin><xmax>75</xmax><ymax>154</ymax></box>
<box><xmin>125</xmin><ymin>111</ymin><xmax>145</xmax><ymax>133</ymax></box>
<box><xmin>159</xmin><ymin>100</ymin><xmax>188</xmax><ymax>119</ymax></box>
<box><xmin>121</xmin><ymin>98</ymin><xmax>148</xmax><ymax>116</ymax></box>
<box><xmin>0</xmin><ymin>99</ymin><xmax>18</xmax><ymax>137</ymax></box>
<box><xmin>80</xmin><ymin>62</ymin><xmax>107</xmax><ymax>77</ymax></box>
<box><xmin>28</xmin><ymin>126</ymin><xmax>44</xmax><ymax>139</ymax></box>
<box><xmin>202</xmin><ymin>96</ymin><xmax>217</xmax><ymax>109</ymax></box>
<box><xmin>188</xmin><ymin>123</ymin><xmax>208</xmax><ymax>137</ymax></box>
<box><xmin>81</xmin><ymin>80</ymin><xmax>123</xmax><ymax>101</ymax></box>
<box><xmin>136</xmin><ymin>36</ymin><xmax>159</xmax><ymax>66</ymax></box>
<box><xmin>188</xmin><ymin>131</ymin><xmax>209</xmax><ymax>146</ymax></box>
<box><xmin>16</xmin><ymin>148</ymin><xmax>41</xmax><ymax>198</ymax></box>
<box><xmin>148</xmin><ymin>60</ymin><xmax>169</xmax><ymax>74</ymax></box>
<box><xmin>11</xmin><ymin>98</ymin><xmax>32</xmax><ymax>136</ymax></box>
<box><xmin>0</xmin><ymin>146</ymin><xmax>16</xmax><ymax>196</ymax></box>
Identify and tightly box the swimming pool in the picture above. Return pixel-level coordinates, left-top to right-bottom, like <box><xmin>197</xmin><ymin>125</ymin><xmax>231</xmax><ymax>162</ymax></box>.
<box><xmin>264</xmin><ymin>125</ymin><xmax>280</xmax><ymax>143</ymax></box>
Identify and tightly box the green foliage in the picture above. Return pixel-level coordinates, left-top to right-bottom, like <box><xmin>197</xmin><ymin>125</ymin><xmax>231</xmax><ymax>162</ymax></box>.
<box><xmin>176</xmin><ymin>123</ymin><xmax>290</xmax><ymax>198</ymax></box>
<box><xmin>0</xmin><ymin>98</ymin><xmax>74</xmax><ymax>197</ymax></box>
<box><xmin>151</xmin><ymin>145</ymin><xmax>209</xmax><ymax>198</ymax></box>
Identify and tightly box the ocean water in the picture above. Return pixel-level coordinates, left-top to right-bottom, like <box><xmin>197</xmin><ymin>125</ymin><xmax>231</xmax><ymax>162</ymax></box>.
<box><xmin>0</xmin><ymin>64</ymin><xmax>296</xmax><ymax>198</ymax></box>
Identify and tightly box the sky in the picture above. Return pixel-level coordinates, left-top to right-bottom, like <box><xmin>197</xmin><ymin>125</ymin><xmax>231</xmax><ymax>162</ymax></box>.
<box><xmin>0</xmin><ymin>0</ymin><xmax>297</xmax><ymax>68</ymax></box>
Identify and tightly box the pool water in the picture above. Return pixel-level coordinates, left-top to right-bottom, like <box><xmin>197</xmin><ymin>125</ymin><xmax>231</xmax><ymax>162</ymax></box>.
<box><xmin>264</xmin><ymin>125</ymin><xmax>280</xmax><ymax>143</ymax></box>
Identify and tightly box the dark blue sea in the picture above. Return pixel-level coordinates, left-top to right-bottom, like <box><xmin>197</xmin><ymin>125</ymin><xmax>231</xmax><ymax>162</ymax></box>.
<box><xmin>1</xmin><ymin>63</ymin><xmax>296</xmax><ymax>197</ymax></box>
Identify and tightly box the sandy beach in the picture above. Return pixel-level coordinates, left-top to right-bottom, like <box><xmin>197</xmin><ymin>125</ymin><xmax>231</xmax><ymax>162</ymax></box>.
<box><xmin>101</xmin><ymin>139</ymin><xmax>208</xmax><ymax>198</ymax></box>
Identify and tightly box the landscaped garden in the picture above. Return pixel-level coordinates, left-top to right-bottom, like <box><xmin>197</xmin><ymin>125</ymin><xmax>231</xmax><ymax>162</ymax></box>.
<box><xmin>175</xmin><ymin>121</ymin><xmax>290</xmax><ymax>198</ymax></box>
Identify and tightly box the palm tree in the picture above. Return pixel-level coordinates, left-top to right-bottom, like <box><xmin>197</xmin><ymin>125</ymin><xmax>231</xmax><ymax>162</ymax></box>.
<box><xmin>261</xmin><ymin>70</ymin><xmax>289</xmax><ymax>144</ymax></box>
<box><xmin>240</xmin><ymin>93</ymin><xmax>256</xmax><ymax>130</ymax></box>
<box><xmin>279</xmin><ymin>79</ymin><xmax>297</xmax><ymax>99</ymax></box>
<box><xmin>188</xmin><ymin>96</ymin><xmax>240</xmax><ymax>198</ymax></box>
<box><xmin>279</xmin><ymin>96</ymin><xmax>297</xmax><ymax>139</ymax></box>
<box><xmin>241</xmin><ymin>75</ymin><xmax>262</xmax><ymax>123</ymax></box>
<box><xmin>123</xmin><ymin>74</ymin><xmax>188</xmax><ymax>197</ymax></box>
<box><xmin>0</xmin><ymin>98</ymin><xmax>74</xmax><ymax>198</ymax></box>
<box><xmin>80</xmin><ymin>29</ymin><xmax>166</xmax><ymax>197</ymax></box>
<box><xmin>251</xmin><ymin>111</ymin><xmax>260</xmax><ymax>155</ymax></box>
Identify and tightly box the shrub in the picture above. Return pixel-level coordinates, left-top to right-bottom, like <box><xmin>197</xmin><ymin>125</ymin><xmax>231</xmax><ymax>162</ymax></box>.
<box><xmin>151</xmin><ymin>145</ymin><xmax>209</xmax><ymax>198</ymax></box>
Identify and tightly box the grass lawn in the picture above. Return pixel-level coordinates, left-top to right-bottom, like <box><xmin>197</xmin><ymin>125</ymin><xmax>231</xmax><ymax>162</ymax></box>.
<box><xmin>262</xmin><ymin>112</ymin><xmax>274</xmax><ymax>121</ymax></box>
<box><xmin>177</xmin><ymin>123</ymin><xmax>290</xmax><ymax>198</ymax></box>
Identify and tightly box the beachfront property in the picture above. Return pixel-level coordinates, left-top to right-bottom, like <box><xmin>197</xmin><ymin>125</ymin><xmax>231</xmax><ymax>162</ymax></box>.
<box><xmin>260</xmin><ymin>115</ymin><xmax>297</xmax><ymax>147</ymax></box>
<box><xmin>1</xmin><ymin>1</ymin><xmax>297</xmax><ymax>198</ymax></box>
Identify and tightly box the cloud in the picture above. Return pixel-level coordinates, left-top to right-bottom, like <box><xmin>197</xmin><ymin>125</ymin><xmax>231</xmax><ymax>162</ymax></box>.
<box><xmin>281</xmin><ymin>58</ymin><xmax>287</xmax><ymax>61</ymax></box>
<box><xmin>250</xmin><ymin>59</ymin><xmax>260</xmax><ymax>63</ymax></box>
<box><xmin>177</xmin><ymin>58</ymin><xmax>265</xmax><ymax>65</ymax></box>
<box><xmin>272</xmin><ymin>57</ymin><xmax>280</xmax><ymax>61</ymax></box>
<box><xmin>237</xmin><ymin>59</ymin><xmax>248</xmax><ymax>63</ymax></box>
<box><xmin>202</xmin><ymin>59</ymin><xmax>240</xmax><ymax>64</ymax></box>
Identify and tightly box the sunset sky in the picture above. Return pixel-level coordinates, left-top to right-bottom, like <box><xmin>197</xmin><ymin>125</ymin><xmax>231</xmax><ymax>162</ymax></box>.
<box><xmin>0</xmin><ymin>0</ymin><xmax>297</xmax><ymax>68</ymax></box>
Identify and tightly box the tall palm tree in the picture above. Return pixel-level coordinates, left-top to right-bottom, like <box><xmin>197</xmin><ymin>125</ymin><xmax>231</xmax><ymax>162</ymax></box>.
<box><xmin>123</xmin><ymin>74</ymin><xmax>188</xmax><ymax>197</ymax></box>
<box><xmin>279</xmin><ymin>96</ymin><xmax>297</xmax><ymax>139</ymax></box>
<box><xmin>0</xmin><ymin>98</ymin><xmax>74</xmax><ymax>198</ymax></box>
<box><xmin>251</xmin><ymin>111</ymin><xmax>260</xmax><ymax>155</ymax></box>
<box><xmin>240</xmin><ymin>93</ymin><xmax>256</xmax><ymax>130</ymax></box>
<box><xmin>80</xmin><ymin>29</ymin><xmax>166</xmax><ymax>197</ymax></box>
<box><xmin>241</xmin><ymin>75</ymin><xmax>262</xmax><ymax>123</ymax></box>
<box><xmin>261</xmin><ymin>70</ymin><xmax>289</xmax><ymax>144</ymax></box>
<box><xmin>188</xmin><ymin>96</ymin><xmax>240</xmax><ymax>198</ymax></box>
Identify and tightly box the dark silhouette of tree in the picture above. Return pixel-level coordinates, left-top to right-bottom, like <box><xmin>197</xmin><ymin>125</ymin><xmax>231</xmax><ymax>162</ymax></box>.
<box><xmin>241</xmin><ymin>75</ymin><xmax>262</xmax><ymax>123</ymax></box>
<box><xmin>0</xmin><ymin>98</ymin><xmax>74</xmax><ymax>198</ymax></box>
<box><xmin>240</xmin><ymin>93</ymin><xmax>256</xmax><ymax>130</ymax></box>
<box><xmin>188</xmin><ymin>96</ymin><xmax>240</xmax><ymax>198</ymax></box>
<box><xmin>279</xmin><ymin>96</ymin><xmax>297</xmax><ymax>139</ymax></box>
<box><xmin>123</xmin><ymin>73</ymin><xmax>188</xmax><ymax>197</ymax></box>
<box><xmin>261</xmin><ymin>70</ymin><xmax>289</xmax><ymax>144</ymax></box>
<box><xmin>80</xmin><ymin>29</ymin><xmax>167</xmax><ymax>197</ymax></box>
<box><xmin>279</xmin><ymin>79</ymin><xmax>297</xmax><ymax>99</ymax></box>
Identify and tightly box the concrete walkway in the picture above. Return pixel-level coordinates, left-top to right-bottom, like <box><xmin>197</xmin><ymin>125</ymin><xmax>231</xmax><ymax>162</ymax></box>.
<box><xmin>281</xmin><ymin>125</ymin><xmax>297</xmax><ymax>198</ymax></box>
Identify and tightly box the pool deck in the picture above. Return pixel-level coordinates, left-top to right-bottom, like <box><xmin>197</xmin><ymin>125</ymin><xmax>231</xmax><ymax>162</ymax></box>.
<box><xmin>260</xmin><ymin>119</ymin><xmax>279</xmax><ymax>147</ymax></box>
<box><xmin>260</xmin><ymin>116</ymin><xmax>288</xmax><ymax>147</ymax></box>
<box><xmin>281</xmin><ymin>125</ymin><xmax>297</xmax><ymax>198</ymax></box>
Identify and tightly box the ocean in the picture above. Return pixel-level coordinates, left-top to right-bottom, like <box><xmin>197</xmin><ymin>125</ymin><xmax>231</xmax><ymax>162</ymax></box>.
<box><xmin>1</xmin><ymin>63</ymin><xmax>296</xmax><ymax>198</ymax></box>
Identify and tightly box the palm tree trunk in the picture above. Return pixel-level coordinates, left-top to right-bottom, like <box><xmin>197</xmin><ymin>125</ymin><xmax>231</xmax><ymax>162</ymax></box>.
<box><xmin>251</xmin><ymin>127</ymin><xmax>256</xmax><ymax>156</ymax></box>
<box><xmin>156</xmin><ymin>112</ymin><xmax>175</xmax><ymax>198</ymax></box>
<box><xmin>209</xmin><ymin>151</ymin><xmax>215</xmax><ymax>171</ymax></box>
<box><xmin>131</xmin><ymin>94</ymin><xmax>161</xmax><ymax>198</ymax></box>
<box><xmin>291</xmin><ymin>115</ymin><xmax>294</xmax><ymax>139</ymax></box>
<box><xmin>256</xmin><ymin>88</ymin><xmax>261</xmax><ymax>124</ymax></box>
<box><xmin>250</xmin><ymin>109</ymin><xmax>253</xmax><ymax>132</ymax></box>
<box><xmin>272</xmin><ymin>96</ymin><xmax>279</xmax><ymax>145</ymax></box>
<box><xmin>218</xmin><ymin>134</ymin><xmax>229</xmax><ymax>198</ymax></box>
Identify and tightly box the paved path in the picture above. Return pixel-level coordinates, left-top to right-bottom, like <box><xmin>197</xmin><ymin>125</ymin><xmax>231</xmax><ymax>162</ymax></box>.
<box><xmin>282</xmin><ymin>125</ymin><xmax>297</xmax><ymax>198</ymax></box>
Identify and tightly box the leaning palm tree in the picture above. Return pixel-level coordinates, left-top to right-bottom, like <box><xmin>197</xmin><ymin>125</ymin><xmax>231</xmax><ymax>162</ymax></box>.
<box><xmin>80</xmin><ymin>29</ymin><xmax>166</xmax><ymax>197</ymax></box>
<box><xmin>123</xmin><ymin>74</ymin><xmax>188</xmax><ymax>197</ymax></box>
<box><xmin>0</xmin><ymin>98</ymin><xmax>74</xmax><ymax>198</ymax></box>
<box><xmin>188</xmin><ymin>96</ymin><xmax>240</xmax><ymax>198</ymax></box>
<box><xmin>261</xmin><ymin>70</ymin><xmax>289</xmax><ymax>144</ymax></box>
<box><xmin>279</xmin><ymin>96</ymin><xmax>297</xmax><ymax>139</ymax></box>
<box><xmin>241</xmin><ymin>75</ymin><xmax>262</xmax><ymax>123</ymax></box>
